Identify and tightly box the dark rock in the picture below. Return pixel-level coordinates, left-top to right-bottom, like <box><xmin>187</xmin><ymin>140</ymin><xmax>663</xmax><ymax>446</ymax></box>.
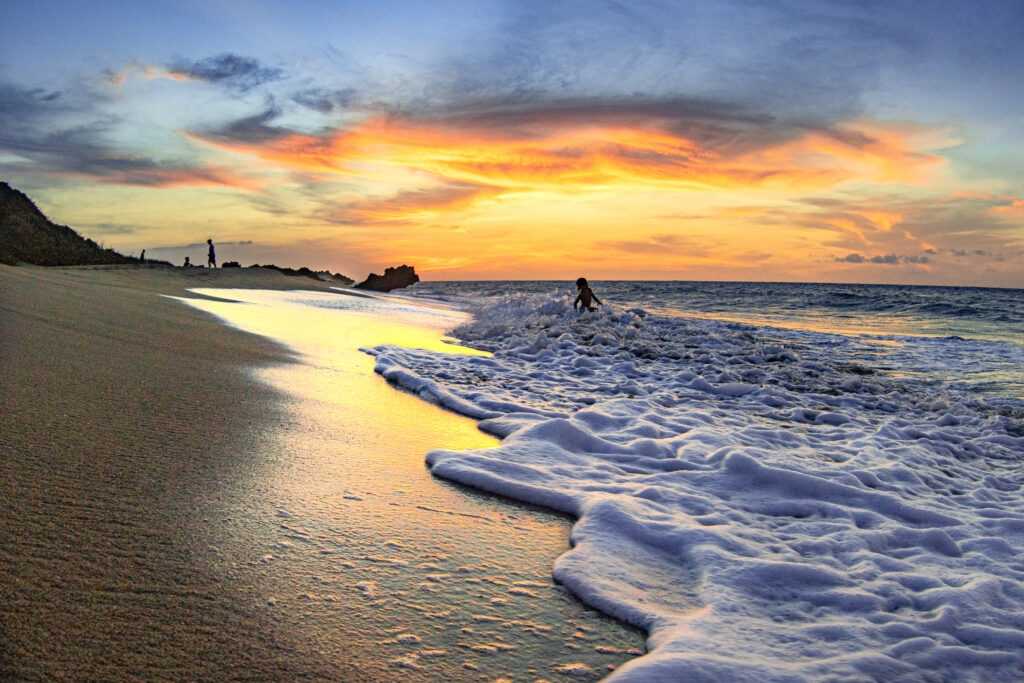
<box><xmin>315</xmin><ymin>270</ymin><xmax>354</xmax><ymax>284</ymax></box>
<box><xmin>222</xmin><ymin>261</ymin><xmax>241</xmax><ymax>268</ymax></box>
<box><xmin>247</xmin><ymin>263</ymin><xmax>353</xmax><ymax>284</ymax></box>
<box><xmin>0</xmin><ymin>182</ymin><xmax>133</xmax><ymax>266</ymax></box>
<box><xmin>355</xmin><ymin>265</ymin><xmax>419</xmax><ymax>292</ymax></box>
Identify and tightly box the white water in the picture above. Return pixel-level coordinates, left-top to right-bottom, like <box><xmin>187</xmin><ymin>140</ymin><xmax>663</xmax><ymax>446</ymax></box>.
<box><xmin>368</xmin><ymin>290</ymin><xmax>1024</xmax><ymax>682</ymax></box>
<box><xmin>175</xmin><ymin>289</ymin><xmax>643</xmax><ymax>681</ymax></box>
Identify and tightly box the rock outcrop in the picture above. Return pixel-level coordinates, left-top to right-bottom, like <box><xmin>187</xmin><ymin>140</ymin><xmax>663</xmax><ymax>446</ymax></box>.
<box><xmin>0</xmin><ymin>182</ymin><xmax>133</xmax><ymax>266</ymax></box>
<box><xmin>248</xmin><ymin>263</ymin><xmax>353</xmax><ymax>284</ymax></box>
<box><xmin>354</xmin><ymin>264</ymin><xmax>419</xmax><ymax>292</ymax></box>
<box><xmin>315</xmin><ymin>269</ymin><xmax>355</xmax><ymax>284</ymax></box>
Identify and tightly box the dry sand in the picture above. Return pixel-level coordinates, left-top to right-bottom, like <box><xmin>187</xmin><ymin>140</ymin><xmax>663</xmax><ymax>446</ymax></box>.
<box><xmin>0</xmin><ymin>265</ymin><xmax>370</xmax><ymax>681</ymax></box>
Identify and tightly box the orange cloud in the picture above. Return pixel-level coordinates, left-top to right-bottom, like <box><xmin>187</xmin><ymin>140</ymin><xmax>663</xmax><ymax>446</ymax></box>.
<box><xmin>749</xmin><ymin>121</ymin><xmax>949</xmax><ymax>186</ymax></box>
<box><xmin>318</xmin><ymin>182</ymin><xmax>502</xmax><ymax>224</ymax></box>
<box><xmin>105</xmin><ymin>63</ymin><xmax>194</xmax><ymax>88</ymax></box>
<box><xmin>992</xmin><ymin>197</ymin><xmax>1024</xmax><ymax>218</ymax></box>
<box><xmin>189</xmin><ymin>114</ymin><xmax>946</xmax><ymax>208</ymax></box>
<box><xmin>63</xmin><ymin>165</ymin><xmax>261</xmax><ymax>191</ymax></box>
<box><xmin>948</xmin><ymin>191</ymin><xmax>1024</xmax><ymax>218</ymax></box>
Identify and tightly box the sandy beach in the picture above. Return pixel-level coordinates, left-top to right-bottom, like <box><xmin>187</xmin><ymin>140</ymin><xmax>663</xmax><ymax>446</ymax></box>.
<box><xmin>0</xmin><ymin>265</ymin><xmax>639</xmax><ymax>682</ymax></box>
<box><xmin>0</xmin><ymin>265</ymin><xmax>359</xmax><ymax>680</ymax></box>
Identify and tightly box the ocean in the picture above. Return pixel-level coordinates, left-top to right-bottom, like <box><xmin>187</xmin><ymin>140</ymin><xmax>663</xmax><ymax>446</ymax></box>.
<box><xmin>408</xmin><ymin>281</ymin><xmax>1024</xmax><ymax>401</ymax></box>
<box><xmin>366</xmin><ymin>279</ymin><xmax>1024</xmax><ymax>681</ymax></box>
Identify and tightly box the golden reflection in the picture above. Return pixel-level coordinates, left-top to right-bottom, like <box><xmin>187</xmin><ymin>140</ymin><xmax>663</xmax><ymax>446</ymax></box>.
<box><xmin>176</xmin><ymin>288</ymin><xmax>494</xmax><ymax>458</ymax></box>
<box><xmin>186</xmin><ymin>288</ymin><xmax>489</xmax><ymax>358</ymax></box>
<box><xmin>169</xmin><ymin>288</ymin><xmax>647</xmax><ymax>680</ymax></box>
<box><xmin>658</xmin><ymin>308</ymin><xmax>920</xmax><ymax>340</ymax></box>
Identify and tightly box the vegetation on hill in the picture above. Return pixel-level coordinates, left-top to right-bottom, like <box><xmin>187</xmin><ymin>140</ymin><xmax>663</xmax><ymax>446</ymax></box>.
<box><xmin>0</xmin><ymin>182</ymin><xmax>358</xmax><ymax>284</ymax></box>
<box><xmin>0</xmin><ymin>182</ymin><xmax>134</xmax><ymax>266</ymax></box>
<box><xmin>247</xmin><ymin>263</ymin><xmax>354</xmax><ymax>284</ymax></box>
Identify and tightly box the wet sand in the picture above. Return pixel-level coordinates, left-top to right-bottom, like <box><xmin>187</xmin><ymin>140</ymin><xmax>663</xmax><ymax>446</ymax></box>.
<box><xmin>0</xmin><ymin>265</ymin><xmax>640</xmax><ymax>681</ymax></box>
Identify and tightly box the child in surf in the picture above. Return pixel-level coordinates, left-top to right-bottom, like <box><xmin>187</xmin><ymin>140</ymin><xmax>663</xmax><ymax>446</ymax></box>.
<box><xmin>574</xmin><ymin>277</ymin><xmax>603</xmax><ymax>312</ymax></box>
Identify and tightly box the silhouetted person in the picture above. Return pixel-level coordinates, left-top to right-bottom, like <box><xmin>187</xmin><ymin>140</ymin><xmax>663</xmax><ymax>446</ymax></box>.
<box><xmin>207</xmin><ymin>239</ymin><xmax>216</xmax><ymax>268</ymax></box>
<box><xmin>140</xmin><ymin>249</ymin><xmax>146</xmax><ymax>262</ymax></box>
<box><xmin>574</xmin><ymin>277</ymin><xmax>602</xmax><ymax>312</ymax></box>
<box><xmin>183</xmin><ymin>256</ymin><xmax>191</xmax><ymax>268</ymax></box>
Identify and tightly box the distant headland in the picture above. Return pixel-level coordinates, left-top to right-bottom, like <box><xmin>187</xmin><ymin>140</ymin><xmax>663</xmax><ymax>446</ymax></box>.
<box><xmin>0</xmin><ymin>181</ymin><xmax>134</xmax><ymax>267</ymax></box>
<box><xmin>0</xmin><ymin>181</ymin><xmax>425</xmax><ymax>290</ymax></box>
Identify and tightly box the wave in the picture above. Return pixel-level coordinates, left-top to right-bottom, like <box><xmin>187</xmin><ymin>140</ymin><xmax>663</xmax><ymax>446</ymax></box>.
<box><xmin>409</xmin><ymin>281</ymin><xmax>1024</xmax><ymax>336</ymax></box>
<box><xmin>911</xmin><ymin>302</ymin><xmax>983</xmax><ymax>317</ymax></box>
<box><xmin>367</xmin><ymin>292</ymin><xmax>1024</xmax><ymax>681</ymax></box>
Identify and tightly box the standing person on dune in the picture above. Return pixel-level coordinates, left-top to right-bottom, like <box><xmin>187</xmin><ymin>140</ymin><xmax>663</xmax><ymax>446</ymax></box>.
<box><xmin>574</xmin><ymin>277</ymin><xmax>603</xmax><ymax>313</ymax></box>
<box><xmin>207</xmin><ymin>239</ymin><xmax>216</xmax><ymax>268</ymax></box>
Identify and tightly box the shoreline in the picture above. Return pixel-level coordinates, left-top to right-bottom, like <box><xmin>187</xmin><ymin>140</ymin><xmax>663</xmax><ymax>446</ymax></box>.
<box><xmin>1</xmin><ymin>265</ymin><xmax>641</xmax><ymax>681</ymax></box>
<box><xmin>174</xmin><ymin>286</ymin><xmax>645</xmax><ymax>680</ymax></box>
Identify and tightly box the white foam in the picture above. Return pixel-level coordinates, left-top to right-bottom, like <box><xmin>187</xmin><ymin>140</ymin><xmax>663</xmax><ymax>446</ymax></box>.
<box><xmin>368</xmin><ymin>290</ymin><xmax>1024</xmax><ymax>681</ymax></box>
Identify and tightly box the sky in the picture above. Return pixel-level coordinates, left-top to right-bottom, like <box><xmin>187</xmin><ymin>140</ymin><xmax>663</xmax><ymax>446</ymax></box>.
<box><xmin>1</xmin><ymin>0</ymin><xmax>1022</xmax><ymax>286</ymax></box>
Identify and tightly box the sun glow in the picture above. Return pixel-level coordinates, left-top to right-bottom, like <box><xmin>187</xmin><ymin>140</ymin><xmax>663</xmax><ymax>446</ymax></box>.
<box><xmin>164</xmin><ymin>110</ymin><xmax>992</xmax><ymax>280</ymax></box>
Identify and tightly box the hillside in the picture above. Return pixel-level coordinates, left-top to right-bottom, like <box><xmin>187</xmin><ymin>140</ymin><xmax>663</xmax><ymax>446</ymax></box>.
<box><xmin>0</xmin><ymin>182</ymin><xmax>133</xmax><ymax>266</ymax></box>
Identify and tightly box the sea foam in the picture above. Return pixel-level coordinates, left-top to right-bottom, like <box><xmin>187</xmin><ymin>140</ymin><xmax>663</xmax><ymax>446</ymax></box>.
<box><xmin>366</xmin><ymin>291</ymin><xmax>1024</xmax><ymax>681</ymax></box>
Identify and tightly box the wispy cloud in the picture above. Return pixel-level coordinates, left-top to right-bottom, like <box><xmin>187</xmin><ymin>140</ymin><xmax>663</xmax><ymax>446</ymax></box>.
<box><xmin>429</xmin><ymin>0</ymin><xmax>919</xmax><ymax>125</ymax></box>
<box><xmin>103</xmin><ymin>63</ymin><xmax>193</xmax><ymax>87</ymax></box>
<box><xmin>835</xmin><ymin>252</ymin><xmax>929</xmax><ymax>265</ymax></box>
<box><xmin>166</xmin><ymin>54</ymin><xmax>284</xmax><ymax>92</ymax></box>
<box><xmin>291</xmin><ymin>87</ymin><xmax>359</xmax><ymax>113</ymax></box>
<box><xmin>317</xmin><ymin>182</ymin><xmax>500</xmax><ymax>225</ymax></box>
<box><xmin>89</xmin><ymin>164</ymin><xmax>261</xmax><ymax>190</ymax></box>
<box><xmin>152</xmin><ymin>239</ymin><xmax>255</xmax><ymax>250</ymax></box>
<box><xmin>81</xmin><ymin>222</ymin><xmax>137</xmax><ymax>235</ymax></box>
<box><xmin>599</xmin><ymin>233</ymin><xmax>710</xmax><ymax>256</ymax></box>
<box><xmin>103</xmin><ymin>54</ymin><xmax>284</xmax><ymax>93</ymax></box>
<box><xmin>0</xmin><ymin>80</ymin><xmax>260</xmax><ymax>190</ymax></box>
<box><xmin>192</xmin><ymin>98</ymin><xmax>292</xmax><ymax>145</ymax></box>
<box><xmin>760</xmin><ymin>192</ymin><xmax>1024</xmax><ymax>277</ymax></box>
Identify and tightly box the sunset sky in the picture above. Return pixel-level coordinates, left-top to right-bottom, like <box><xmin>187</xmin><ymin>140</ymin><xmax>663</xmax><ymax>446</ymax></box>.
<box><xmin>2</xmin><ymin>0</ymin><xmax>1022</xmax><ymax>286</ymax></box>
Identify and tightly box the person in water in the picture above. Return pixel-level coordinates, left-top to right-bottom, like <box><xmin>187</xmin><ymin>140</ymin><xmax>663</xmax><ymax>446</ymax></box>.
<box><xmin>207</xmin><ymin>239</ymin><xmax>216</xmax><ymax>268</ymax></box>
<box><xmin>574</xmin><ymin>277</ymin><xmax>603</xmax><ymax>312</ymax></box>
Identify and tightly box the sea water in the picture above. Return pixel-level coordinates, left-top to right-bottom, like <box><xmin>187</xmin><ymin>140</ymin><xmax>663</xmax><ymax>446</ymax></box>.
<box><xmin>405</xmin><ymin>281</ymin><xmax>1024</xmax><ymax>399</ymax></box>
<box><xmin>369</xmin><ymin>281</ymin><xmax>1024</xmax><ymax>681</ymax></box>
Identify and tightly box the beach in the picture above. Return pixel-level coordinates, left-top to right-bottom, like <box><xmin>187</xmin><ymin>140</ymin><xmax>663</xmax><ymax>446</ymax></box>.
<box><xmin>6</xmin><ymin>1</ymin><xmax>1024</xmax><ymax>680</ymax></box>
<box><xmin>0</xmin><ymin>265</ymin><xmax>640</xmax><ymax>682</ymax></box>
<box><xmin>3</xmin><ymin>265</ymin><xmax>1023</xmax><ymax>682</ymax></box>
<box><xmin>1</xmin><ymin>266</ymin><xmax>331</xmax><ymax>680</ymax></box>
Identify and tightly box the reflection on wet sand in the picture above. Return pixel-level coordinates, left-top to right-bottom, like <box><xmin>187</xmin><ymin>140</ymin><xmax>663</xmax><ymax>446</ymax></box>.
<box><xmin>179</xmin><ymin>288</ymin><xmax>643</xmax><ymax>682</ymax></box>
